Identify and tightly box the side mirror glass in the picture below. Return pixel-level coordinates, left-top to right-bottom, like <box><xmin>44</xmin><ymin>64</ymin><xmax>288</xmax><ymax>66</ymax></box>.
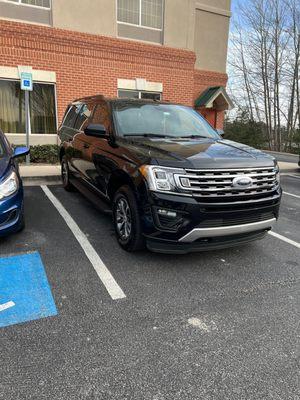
<box><xmin>217</xmin><ymin>129</ymin><xmax>224</xmax><ymax>136</ymax></box>
<box><xmin>13</xmin><ymin>146</ymin><xmax>30</xmax><ymax>159</ymax></box>
<box><xmin>84</xmin><ymin>124</ymin><xmax>107</xmax><ymax>138</ymax></box>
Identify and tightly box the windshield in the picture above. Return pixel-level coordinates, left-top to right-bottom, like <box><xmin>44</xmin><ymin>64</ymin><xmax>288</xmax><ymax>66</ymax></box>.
<box><xmin>112</xmin><ymin>102</ymin><xmax>220</xmax><ymax>139</ymax></box>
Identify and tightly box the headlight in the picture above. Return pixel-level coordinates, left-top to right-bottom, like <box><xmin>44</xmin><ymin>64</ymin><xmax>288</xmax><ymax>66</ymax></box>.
<box><xmin>139</xmin><ymin>165</ymin><xmax>185</xmax><ymax>193</ymax></box>
<box><xmin>0</xmin><ymin>171</ymin><xmax>19</xmax><ymax>199</ymax></box>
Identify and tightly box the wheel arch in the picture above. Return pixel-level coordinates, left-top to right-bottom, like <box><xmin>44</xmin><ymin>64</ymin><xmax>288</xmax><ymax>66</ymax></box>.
<box><xmin>107</xmin><ymin>170</ymin><xmax>140</xmax><ymax>201</ymax></box>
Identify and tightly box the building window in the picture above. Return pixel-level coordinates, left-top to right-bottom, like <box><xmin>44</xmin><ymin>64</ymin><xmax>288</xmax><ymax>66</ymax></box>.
<box><xmin>118</xmin><ymin>89</ymin><xmax>161</xmax><ymax>101</ymax></box>
<box><xmin>0</xmin><ymin>79</ymin><xmax>57</xmax><ymax>134</ymax></box>
<box><xmin>117</xmin><ymin>0</ymin><xmax>163</xmax><ymax>30</ymax></box>
<box><xmin>4</xmin><ymin>0</ymin><xmax>51</xmax><ymax>8</ymax></box>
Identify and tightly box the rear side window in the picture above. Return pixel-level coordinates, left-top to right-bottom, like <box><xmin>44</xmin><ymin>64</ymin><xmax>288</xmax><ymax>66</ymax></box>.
<box><xmin>63</xmin><ymin>103</ymin><xmax>82</xmax><ymax>129</ymax></box>
<box><xmin>74</xmin><ymin>103</ymin><xmax>94</xmax><ymax>131</ymax></box>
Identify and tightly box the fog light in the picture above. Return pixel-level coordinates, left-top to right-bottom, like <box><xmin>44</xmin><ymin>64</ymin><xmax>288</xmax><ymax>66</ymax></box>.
<box><xmin>157</xmin><ymin>209</ymin><xmax>177</xmax><ymax>218</ymax></box>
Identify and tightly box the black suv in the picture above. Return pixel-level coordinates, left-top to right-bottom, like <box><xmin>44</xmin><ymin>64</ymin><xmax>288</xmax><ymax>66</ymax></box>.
<box><xmin>58</xmin><ymin>96</ymin><xmax>281</xmax><ymax>254</ymax></box>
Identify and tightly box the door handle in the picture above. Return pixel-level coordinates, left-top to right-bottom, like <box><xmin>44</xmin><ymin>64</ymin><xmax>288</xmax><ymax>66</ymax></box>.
<box><xmin>83</xmin><ymin>143</ymin><xmax>90</xmax><ymax>149</ymax></box>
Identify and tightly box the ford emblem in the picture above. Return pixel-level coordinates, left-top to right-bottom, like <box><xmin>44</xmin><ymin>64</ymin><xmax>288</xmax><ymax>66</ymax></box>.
<box><xmin>232</xmin><ymin>175</ymin><xmax>253</xmax><ymax>189</ymax></box>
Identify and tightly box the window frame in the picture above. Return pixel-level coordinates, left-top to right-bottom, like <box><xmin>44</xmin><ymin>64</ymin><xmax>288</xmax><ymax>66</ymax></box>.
<box><xmin>0</xmin><ymin>0</ymin><xmax>51</xmax><ymax>10</ymax></box>
<box><xmin>117</xmin><ymin>0</ymin><xmax>164</xmax><ymax>32</ymax></box>
<box><xmin>62</xmin><ymin>103</ymin><xmax>83</xmax><ymax>131</ymax></box>
<box><xmin>118</xmin><ymin>89</ymin><xmax>162</xmax><ymax>101</ymax></box>
<box><xmin>0</xmin><ymin>77</ymin><xmax>58</xmax><ymax>135</ymax></box>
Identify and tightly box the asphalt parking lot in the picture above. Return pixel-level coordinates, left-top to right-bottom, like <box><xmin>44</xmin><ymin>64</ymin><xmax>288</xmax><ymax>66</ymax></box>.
<box><xmin>0</xmin><ymin>174</ymin><xmax>299</xmax><ymax>400</ymax></box>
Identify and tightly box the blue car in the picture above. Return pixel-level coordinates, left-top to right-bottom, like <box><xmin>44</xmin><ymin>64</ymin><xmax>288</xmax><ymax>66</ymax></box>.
<box><xmin>0</xmin><ymin>130</ymin><xmax>29</xmax><ymax>237</ymax></box>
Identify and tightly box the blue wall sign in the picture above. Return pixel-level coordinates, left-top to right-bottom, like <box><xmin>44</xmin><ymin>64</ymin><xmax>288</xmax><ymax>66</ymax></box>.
<box><xmin>20</xmin><ymin>72</ymin><xmax>33</xmax><ymax>91</ymax></box>
<box><xmin>0</xmin><ymin>252</ymin><xmax>57</xmax><ymax>328</ymax></box>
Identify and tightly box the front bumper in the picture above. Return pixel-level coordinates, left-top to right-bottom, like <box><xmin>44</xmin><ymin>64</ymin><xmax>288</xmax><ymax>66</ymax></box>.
<box><xmin>179</xmin><ymin>218</ymin><xmax>276</xmax><ymax>242</ymax></box>
<box><xmin>141</xmin><ymin>190</ymin><xmax>281</xmax><ymax>254</ymax></box>
<box><xmin>0</xmin><ymin>188</ymin><xmax>24</xmax><ymax>237</ymax></box>
<box><xmin>146</xmin><ymin>231</ymin><xmax>269</xmax><ymax>254</ymax></box>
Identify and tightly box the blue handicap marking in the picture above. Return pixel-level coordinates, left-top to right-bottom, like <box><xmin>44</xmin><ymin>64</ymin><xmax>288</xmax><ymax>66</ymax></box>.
<box><xmin>0</xmin><ymin>252</ymin><xmax>57</xmax><ymax>328</ymax></box>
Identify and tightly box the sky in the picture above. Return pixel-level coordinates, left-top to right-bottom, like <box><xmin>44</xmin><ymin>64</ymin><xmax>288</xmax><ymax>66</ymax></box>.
<box><xmin>231</xmin><ymin>0</ymin><xmax>247</xmax><ymax>22</ymax></box>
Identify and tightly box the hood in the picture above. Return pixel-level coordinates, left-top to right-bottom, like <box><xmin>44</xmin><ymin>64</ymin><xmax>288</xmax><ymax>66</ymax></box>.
<box><xmin>119</xmin><ymin>137</ymin><xmax>276</xmax><ymax>169</ymax></box>
<box><xmin>0</xmin><ymin>156</ymin><xmax>11</xmax><ymax>181</ymax></box>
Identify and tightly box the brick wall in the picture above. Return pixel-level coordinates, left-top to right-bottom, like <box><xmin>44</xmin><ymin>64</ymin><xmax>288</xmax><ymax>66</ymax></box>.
<box><xmin>0</xmin><ymin>19</ymin><xmax>227</xmax><ymax>126</ymax></box>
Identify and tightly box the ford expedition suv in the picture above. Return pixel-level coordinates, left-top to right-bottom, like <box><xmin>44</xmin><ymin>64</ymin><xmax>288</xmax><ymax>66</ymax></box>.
<box><xmin>58</xmin><ymin>96</ymin><xmax>281</xmax><ymax>254</ymax></box>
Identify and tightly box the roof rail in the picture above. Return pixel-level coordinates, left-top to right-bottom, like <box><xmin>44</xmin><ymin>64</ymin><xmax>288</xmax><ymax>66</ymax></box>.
<box><xmin>73</xmin><ymin>94</ymin><xmax>105</xmax><ymax>103</ymax></box>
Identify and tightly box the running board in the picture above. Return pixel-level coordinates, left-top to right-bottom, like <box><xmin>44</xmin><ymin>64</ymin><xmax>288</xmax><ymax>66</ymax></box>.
<box><xmin>70</xmin><ymin>178</ymin><xmax>112</xmax><ymax>214</ymax></box>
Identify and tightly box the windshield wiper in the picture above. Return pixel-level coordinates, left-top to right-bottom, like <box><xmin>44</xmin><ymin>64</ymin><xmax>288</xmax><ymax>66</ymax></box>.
<box><xmin>123</xmin><ymin>133</ymin><xmax>175</xmax><ymax>138</ymax></box>
<box><xmin>179</xmin><ymin>135</ymin><xmax>211</xmax><ymax>139</ymax></box>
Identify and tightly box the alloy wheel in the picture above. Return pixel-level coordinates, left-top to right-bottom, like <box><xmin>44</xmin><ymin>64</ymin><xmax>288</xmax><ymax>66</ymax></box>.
<box><xmin>116</xmin><ymin>197</ymin><xmax>132</xmax><ymax>240</ymax></box>
<box><xmin>62</xmin><ymin>161</ymin><xmax>68</xmax><ymax>185</ymax></box>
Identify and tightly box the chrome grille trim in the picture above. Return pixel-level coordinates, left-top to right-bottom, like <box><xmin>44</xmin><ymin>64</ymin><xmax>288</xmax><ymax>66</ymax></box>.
<box><xmin>188</xmin><ymin>184</ymin><xmax>275</xmax><ymax>193</ymax></box>
<box><xmin>184</xmin><ymin>172</ymin><xmax>275</xmax><ymax>180</ymax></box>
<box><xmin>175</xmin><ymin>167</ymin><xmax>279</xmax><ymax>202</ymax></box>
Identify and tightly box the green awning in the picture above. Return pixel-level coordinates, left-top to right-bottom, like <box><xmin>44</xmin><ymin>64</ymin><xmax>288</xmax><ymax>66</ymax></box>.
<box><xmin>195</xmin><ymin>86</ymin><xmax>234</xmax><ymax>111</ymax></box>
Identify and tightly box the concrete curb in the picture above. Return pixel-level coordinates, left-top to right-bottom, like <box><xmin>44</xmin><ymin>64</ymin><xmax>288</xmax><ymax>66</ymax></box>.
<box><xmin>22</xmin><ymin>175</ymin><xmax>61</xmax><ymax>186</ymax></box>
<box><xmin>19</xmin><ymin>164</ymin><xmax>61</xmax><ymax>178</ymax></box>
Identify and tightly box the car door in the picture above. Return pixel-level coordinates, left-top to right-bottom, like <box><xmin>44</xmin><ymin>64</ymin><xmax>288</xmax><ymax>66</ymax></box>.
<box><xmin>70</xmin><ymin>102</ymin><xmax>95</xmax><ymax>182</ymax></box>
<box><xmin>61</xmin><ymin>102</ymin><xmax>85</xmax><ymax>180</ymax></box>
<box><xmin>86</xmin><ymin>101</ymin><xmax>116</xmax><ymax>197</ymax></box>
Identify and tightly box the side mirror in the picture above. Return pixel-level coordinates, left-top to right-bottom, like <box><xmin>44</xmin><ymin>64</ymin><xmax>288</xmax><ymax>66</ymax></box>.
<box><xmin>84</xmin><ymin>124</ymin><xmax>108</xmax><ymax>138</ymax></box>
<box><xmin>13</xmin><ymin>146</ymin><xmax>30</xmax><ymax>159</ymax></box>
<box><xmin>217</xmin><ymin>129</ymin><xmax>224</xmax><ymax>137</ymax></box>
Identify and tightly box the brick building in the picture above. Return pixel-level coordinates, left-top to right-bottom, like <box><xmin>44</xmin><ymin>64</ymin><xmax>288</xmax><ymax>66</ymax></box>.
<box><xmin>0</xmin><ymin>0</ymin><xmax>232</xmax><ymax>145</ymax></box>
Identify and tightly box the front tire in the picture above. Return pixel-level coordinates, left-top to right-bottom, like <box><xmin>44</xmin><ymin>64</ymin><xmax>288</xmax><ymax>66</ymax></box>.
<box><xmin>113</xmin><ymin>185</ymin><xmax>145</xmax><ymax>252</ymax></box>
<box><xmin>61</xmin><ymin>156</ymin><xmax>73</xmax><ymax>191</ymax></box>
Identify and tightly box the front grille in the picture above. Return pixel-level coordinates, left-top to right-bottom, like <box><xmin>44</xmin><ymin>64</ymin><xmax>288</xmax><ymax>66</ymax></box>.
<box><xmin>175</xmin><ymin>167</ymin><xmax>280</xmax><ymax>204</ymax></box>
<box><xmin>197</xmin><ymin>211</ymin><xmax>275</xmax><ymax>228</ymax></box>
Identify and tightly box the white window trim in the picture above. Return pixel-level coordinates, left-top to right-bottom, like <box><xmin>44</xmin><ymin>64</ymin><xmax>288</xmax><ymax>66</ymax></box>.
<box><xmin>0</xmin><ymin>0</ymin><xmax>51</xmax><ymax>10</ymax></box>
<box><xmin>116</xmin><ymin>0</ymin><xmax>164</xmax><ymax>32</ymax></box>
<box><xmin>118</xmin><ymin>78</ymin><xmax>163</xmax><ymax>93</ymax></box>
<box><xmin>0</xmin><ymin>66</ymin><xmax>56</xmax><ymax>83</ymax></box>
<box><xmin>0</xmin><ymin>77</ymin><xmax>58</xmax><ymax>135</ymax></box>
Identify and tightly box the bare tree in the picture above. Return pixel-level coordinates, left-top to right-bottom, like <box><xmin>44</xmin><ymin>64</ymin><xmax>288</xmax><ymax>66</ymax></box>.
<box><xmin>228</xmin><ymin>0</ymin><xmax>300</xmax><ymax>152</ymax></box>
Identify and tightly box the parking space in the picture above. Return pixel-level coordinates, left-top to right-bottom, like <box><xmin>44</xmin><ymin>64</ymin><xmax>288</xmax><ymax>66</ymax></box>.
<box><xmin>0</xmin><ymin>175</ymin><xmax>299</xmax><ymax>399</ymax></box>
<box><xmin>271</xmin><ymin>175</ymin><xmax>300</xmax><ymax>244</ymax></box>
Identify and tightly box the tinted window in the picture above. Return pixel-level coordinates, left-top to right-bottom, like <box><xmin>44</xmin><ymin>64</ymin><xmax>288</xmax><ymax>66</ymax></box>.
<box><xmin>118</xmin><ymin>90</ymin><xmax>139</xmax><ymax>99</ymax></box>
<box><xmin>141</xmin><ymin>92</ymin><xmax>161</xmax><ymax>101</ymax></box>
<box><xmin>63</xmin><ymin>103</ymin><xmax>82</xmax><ymax>129</ymax></box>
<box><xmin>74</xmin><ymin>103</ymin><xmax>94</xmax><ymax>131</ymax></box>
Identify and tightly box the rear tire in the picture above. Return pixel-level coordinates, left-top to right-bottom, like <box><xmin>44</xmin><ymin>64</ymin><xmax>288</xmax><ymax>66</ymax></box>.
<box><xmin>113</xmin><ymin>185</ymin><xmax>145</xmax><ymax>252</ymax></box>
<box><xmin>61</xmin><ymin>156</ymin><xmax>73</xmax><ymax>191</ymax></box>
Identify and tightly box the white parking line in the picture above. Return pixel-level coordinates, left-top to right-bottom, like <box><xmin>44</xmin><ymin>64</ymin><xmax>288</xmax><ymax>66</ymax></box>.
<box><xmin>283</xmin><ymin>191</ymin><xmax>300</xmax><ymax>200</ymax></box>
<box><xmin>268</xmin><ymin>231</ymin><xmax>300</xmax><ymax>250</ymax></box>
<box><xmin>41</xmin><ymin>185</ymin><xmax>126</xmax><ymax>301</ymax></box>
<box><xmin>287</xmin><ymin>174</ymin><xmax>300</xmax><ymax>180</ymax></box>
<box><xmin>0</xmin><ymin>301</ymin><xmax>15</xmax><ymax>312</ymax></box>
